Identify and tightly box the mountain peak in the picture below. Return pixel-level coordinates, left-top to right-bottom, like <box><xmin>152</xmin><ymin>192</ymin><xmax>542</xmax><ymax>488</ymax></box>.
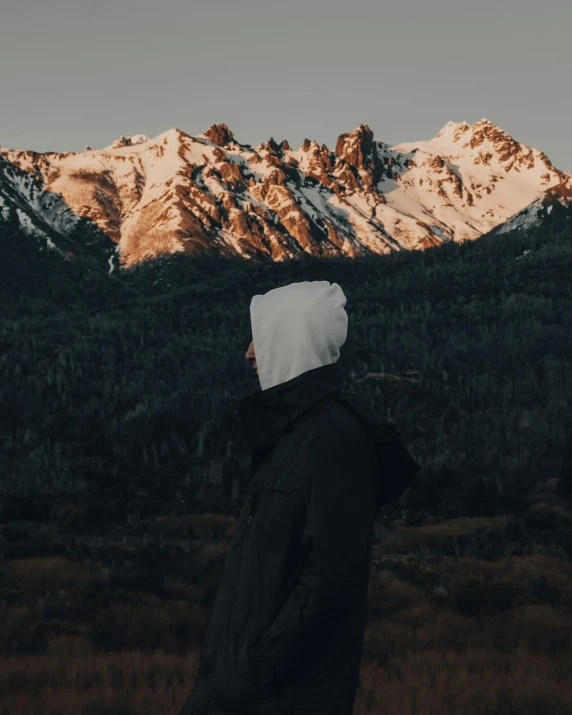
<box><xmin>338</xmin><ymin>123</ymin><xmax>374</xmax><ymax>144</ymax></box>
<box><xmin>103</xmin><ymin>134</ymin><xmax>150</xmax><ymax>150</ymax></box>
<box><xmin>434</xmin><ymin>120</ymin><xmax>471</xmax><ymax>140</ymax></box>
<box><xmin>300</xmin><ymin>138</ymin><xmax>319</xmax><ymax>152</ymax></box>
<box><xmin>335</xmin><ymin>124</ymin><xmax>375</xmax><ymax>165</ymax></box>
<box><xmin>433</xmin><ymin>119</ymin><xmax>514</xmax><ymax>146</ymax></box>
<box><xmin>202</xmin><ymin>123</ymin><xmax>235</xmax><ymax>146</ymax></box>
<box><xmin>1</xmin><ymin>118</ymin><xmax>568</xmax><ymax>271</ymax></box>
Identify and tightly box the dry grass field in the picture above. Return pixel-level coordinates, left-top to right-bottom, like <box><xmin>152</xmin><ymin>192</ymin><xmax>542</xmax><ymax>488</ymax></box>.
<box><xmin>1</xmin><ymin>504</ymin><xmax>571</xmax><ymax>714</ymax></box>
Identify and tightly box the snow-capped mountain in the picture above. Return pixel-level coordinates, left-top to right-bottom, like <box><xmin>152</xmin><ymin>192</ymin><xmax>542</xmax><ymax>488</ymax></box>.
<box><xmin>1</xmin><ymin>119</ymin><xmax>570</xmax><ymax>271</ymax></box>
<box><xmin>0</xmin><ymin>152</ymin><xmax>119</xmax><ymax>269</ymax></box>
<box><xmin>102</xmin><ymin>134</ymin><xmax>151</xmax><ymax>150</ymax></box>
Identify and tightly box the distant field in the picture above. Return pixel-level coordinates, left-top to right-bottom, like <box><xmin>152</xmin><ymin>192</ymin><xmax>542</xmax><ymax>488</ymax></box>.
<box><xmin>1</xmin><ymin>497</ymin><xmax>571</xmax><ymax>715</ymax></box>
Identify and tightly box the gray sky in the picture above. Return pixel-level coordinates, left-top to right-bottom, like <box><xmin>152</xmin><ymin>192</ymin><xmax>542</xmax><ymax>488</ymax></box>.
<box><xmin>2</xmin><ymin>0</ymin><xmax>571</xmax><ymax>172</ymax></box>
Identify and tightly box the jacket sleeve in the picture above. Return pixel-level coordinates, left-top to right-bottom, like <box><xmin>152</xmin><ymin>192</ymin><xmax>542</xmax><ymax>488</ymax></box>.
<box><xmin>256</xmin><ymin>421</ymin><xmax>375</xmax><ymax>682</ymax></box>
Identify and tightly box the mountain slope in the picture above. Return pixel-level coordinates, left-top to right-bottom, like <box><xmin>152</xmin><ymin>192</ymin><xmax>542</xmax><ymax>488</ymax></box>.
<box><xmin>1</xmin><ymin>119</ymin><xmax>570</xmax><ymax>270</ymax></box>
<box><xmin>0</xmin><ymin>156</ymin><xmax>139</xmax><ymax>310</ymax></box>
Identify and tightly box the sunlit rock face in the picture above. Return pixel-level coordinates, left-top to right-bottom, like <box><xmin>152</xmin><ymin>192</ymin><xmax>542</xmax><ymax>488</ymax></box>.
<box><xmin>1</xmin><ymin>119</ymin><xmax>570</xmax><ymax>269</ymax></box>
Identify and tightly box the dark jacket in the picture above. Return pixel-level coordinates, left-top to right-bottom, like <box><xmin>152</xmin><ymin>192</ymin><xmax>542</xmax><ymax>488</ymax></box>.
<box><xmin>180</xmin><ymin>361</ymin><xmax>420</xmax><ymax>715</ymax></box>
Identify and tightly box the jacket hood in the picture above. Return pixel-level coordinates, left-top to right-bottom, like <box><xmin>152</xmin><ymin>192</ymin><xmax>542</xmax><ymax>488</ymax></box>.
<box><xmin>250</xmin><ymin>280</ymin><xmax>348</xmax><ymax>392</ymax></box>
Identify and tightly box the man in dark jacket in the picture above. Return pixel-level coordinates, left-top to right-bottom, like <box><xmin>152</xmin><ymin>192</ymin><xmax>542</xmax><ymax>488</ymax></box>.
<box><xmin>180</xmin><ymin>281</ymin><xmax>419</xmax><ymax>715</ymax></box>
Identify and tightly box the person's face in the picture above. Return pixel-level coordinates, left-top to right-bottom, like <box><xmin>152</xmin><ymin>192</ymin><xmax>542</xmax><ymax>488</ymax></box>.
<box><xmin>245</xmin><ymin>340</ymin><xmax>257</xmax><ymax>375</ymax></box>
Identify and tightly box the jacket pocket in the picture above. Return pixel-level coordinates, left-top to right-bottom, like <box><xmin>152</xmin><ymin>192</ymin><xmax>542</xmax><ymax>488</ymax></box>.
<box><xmin>236</xmin><ymin>622</ymin><xmax>262</xmax><ymax>678</ymax></box>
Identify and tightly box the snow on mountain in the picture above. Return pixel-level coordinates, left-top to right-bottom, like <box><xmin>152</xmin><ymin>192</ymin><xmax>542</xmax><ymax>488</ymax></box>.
<box><xmin>385</xmin><ymin>118</ymin><xmax>567</xmax><ymax>242</ymax></box>
<box><xmin>0</xmin><ymin>153</ymin><xmax>118</xmax><ymax>266</ymax></box>
<box><xmin>102</xmin><ymin>134</ymin><xmax>151</xmax><ymax>150</ymax></box>
<box><xmin>0</xmin><ymin>154</ymin><xmax>82</xmax><ymax>244</ymax></box>
<box><xmin>1</xmin><ymin>119</ymin><xmax>570</xmax><ymax>270</ymax></box>
<box><xmin>487</xmin><ymin>171</ymin><xmax>572</xmax><ymax>235</ymax></box>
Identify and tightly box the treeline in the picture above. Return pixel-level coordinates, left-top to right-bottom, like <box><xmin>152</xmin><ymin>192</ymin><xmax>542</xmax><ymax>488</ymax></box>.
<box><xmin>1</xmin><ymin>214</ymin><xmax>571</xmax><ymax>515</ymax></box>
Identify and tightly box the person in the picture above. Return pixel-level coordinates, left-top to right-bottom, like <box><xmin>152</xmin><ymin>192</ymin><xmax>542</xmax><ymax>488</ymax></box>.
<box><xmin>180</xmin><ymin>280</ymin><xmax>420</xmax><ymax>715</ymax></box>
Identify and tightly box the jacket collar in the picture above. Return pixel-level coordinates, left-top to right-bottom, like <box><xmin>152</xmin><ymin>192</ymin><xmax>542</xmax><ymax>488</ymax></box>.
<box><xmin>236</xmin><ymin>361</ymin><xmax>345</xmax><ymax>448</ymax></box>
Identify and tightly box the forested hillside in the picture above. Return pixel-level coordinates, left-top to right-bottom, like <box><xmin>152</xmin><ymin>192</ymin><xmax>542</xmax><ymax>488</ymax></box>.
<box><xmin>1</xmin><ymin>213</ymin><xmax>571</xmax><ymax>517</ymax></box>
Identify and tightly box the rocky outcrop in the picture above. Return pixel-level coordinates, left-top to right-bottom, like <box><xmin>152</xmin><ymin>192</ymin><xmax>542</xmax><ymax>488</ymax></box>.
<box><xmin>1</xmin><ymin>119</ymin><xmax>569</xmax><ymax>269</ymax></box>
<box><xmin>203</xmin><ymin>123</ymin><xmax>234</xmax><ymax>146</ymax></box>
<box><xmin>335</xmin><ymin>124</ymin><xmax>386</xmax><ymax>189</ymax></box>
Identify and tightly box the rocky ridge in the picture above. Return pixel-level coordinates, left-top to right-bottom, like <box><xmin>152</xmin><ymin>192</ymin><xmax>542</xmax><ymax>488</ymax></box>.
<box><xmin>1</xmin><ymin>119</ymin><xmax>570</xmax><ymax>270</ymax></box>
